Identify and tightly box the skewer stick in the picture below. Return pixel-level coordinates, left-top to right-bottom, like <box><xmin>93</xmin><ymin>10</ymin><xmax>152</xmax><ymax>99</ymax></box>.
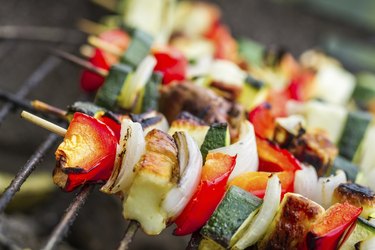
<box><xmin>21</xmin><ymin>111</ymin><xmax>67</xmax><ymax>137</ymax></box>
<box><xmin>51</xmin><ymin>49</ymin><xmax>108</xmax><ymax>77</ymax></box>
<box><xmin>77</xmin><ymin>18</ymin><xmax>110</xmax><ymax>35</ymax></box>
<box><xmin>31</xmin><ymin>100</ymin><xmax>67</xmax><ymax>119</ymax></box>
<box><xmin>88</xmin><ymin>35</ymin><xmax>123</xmax><ymax>57</ymax></box>
<box><xmin>117</xmin><ymin>221</ymin><xmax>139</xmax><ymax>250</ymax></box>
<box><xmin>80</xmin><ymin>44</ymin><xmax>95</xmax><ymax>58</ymax></box>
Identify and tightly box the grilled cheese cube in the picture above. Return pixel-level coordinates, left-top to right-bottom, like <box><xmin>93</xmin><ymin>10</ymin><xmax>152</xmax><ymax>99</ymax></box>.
<box><xmin>333</xmin><ymin>183</ymin><xmax>375</xmax><ymax>218</ymax></box>
<box><xmin>123</xmin><ymin>129</ymin><xmax>178</xmax><ymax>235</ymax></box>
<box><xmin>258</xmin><ymin>193</ymin><xmax>324</xmax><ymax>250</ymax></box>
<box><xmin>288</xmin><ymin>129</ymin><xmax>338</xmax><ymax>177</ymax></box>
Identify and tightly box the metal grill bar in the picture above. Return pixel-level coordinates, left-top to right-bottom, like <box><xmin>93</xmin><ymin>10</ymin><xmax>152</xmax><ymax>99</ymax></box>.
<box><xmin>118</xmin><ymin>221</ymin><xmax>139</xmax><ymax>250</ymax></box>
<box><xmin>0</xmin><ymin>89</ymin><xmax>35</xmax><ymax>112</ymax></box>
<box><xmin>0</xmin><ymin>133</ymin><xmax>59</xmax><ymax>213</ymax></box>
<box><xmin>41</xmin><ymin>185</ymin><xmax>94</xmax><ymax>250</ymax></box>
<box><xmin>0</xmin><ymin>56</ymin><xmax>60</xmax><ymax>124</ymax></box>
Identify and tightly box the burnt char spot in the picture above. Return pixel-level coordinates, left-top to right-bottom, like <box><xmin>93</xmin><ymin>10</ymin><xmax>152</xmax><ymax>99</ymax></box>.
<box><xmin>336</xmin><ymin>183</ymin><xmax>375</xmax><ymax>200</ymax></box>
<box><xmin>261</xmin><ymin>194</ymin><xmax>322</xmax><ymax>250</ymax></box>
<box><xmin>176</xmin><ymin>111</ymin><xmax>207</xmax><ymax>125</ymax></box>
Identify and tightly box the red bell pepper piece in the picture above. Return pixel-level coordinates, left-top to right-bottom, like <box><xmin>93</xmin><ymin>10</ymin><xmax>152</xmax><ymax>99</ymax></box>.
<box><xmin>205</xmin><ymin>22</ymin><xmax>238</xmax><ymax>62</ymax></box>
<box><xmin>153</xmin><ymin>47</ymin><xmax>188</xmax><ymax>84</ymax></box>
<box><xmin>174</xmin><ymin>152</ymin><xmax>236</xmax><ymax>236</ymax></box>
<box><xmin>54</xmin><ymin>112</ymin><xmax>117</xmax><ymax>191</ymax></box>
<box><xmin>306</xmin><ymin>202</ymin><xmax>362</xmax><ymax>250</ymax></box>
<box><xmin>256</xmin><ymin>135</ymin><xmax>302</xmax><ymax>172</ymax></box>
<box><xmin>287</xmin><ymin>70</ymin><xmax>315</xmax><ymax>102</ymax></box>
<box><xmin>248</xmin><ymin>102</ymin><xmax>276</xmax><ymax>140</ymax></box>
<box><xmin>228</xmin><ymin>171</ymin><xmax>294</xmax><ymax>199</ymax></box>
<box><xmin>80</xmin><ymin>49</ymin><xmax>110</xmax><ymax>92</ymax></box>
<box><xmin>79</xmin><ymin>29</ymin><xmax>130</xmax><ymax>92</ymax></box>
<box><xmin>97</xmin><ymin>115</ymin><xmax>121</xmax><ymax>141</ymax></box>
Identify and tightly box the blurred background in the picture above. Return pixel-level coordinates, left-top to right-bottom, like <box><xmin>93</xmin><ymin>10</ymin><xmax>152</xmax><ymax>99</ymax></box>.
<box><xmin>0</xmin><ymin>0</ymin><xmax>374</xmax><ymax>249</ymax></box>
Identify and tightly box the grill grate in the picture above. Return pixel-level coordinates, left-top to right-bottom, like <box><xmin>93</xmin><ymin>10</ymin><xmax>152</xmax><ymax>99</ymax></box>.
<box><xmin>42</xmin><ymin>185</ymin><xmax>94</xmax><ymax>250</ymax></box>
<box><xmin>0</xmin><ymin>53</ymin><xmax>136</xmax><ymax>249</ymax></box>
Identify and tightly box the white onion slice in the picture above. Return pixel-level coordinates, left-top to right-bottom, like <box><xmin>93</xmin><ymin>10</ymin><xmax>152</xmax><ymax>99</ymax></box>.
<box><xmin>294</xmin><ymin>164</ymin><xmax>318</xmax><ymax>201</ymax></box>
<box><xmin>142</xmin><ymin>114</ymin><xmax>169</xmax><ymax>136</ymax></box>
<box><xmin>163</xmin><ymin>131</ymin><xmax>202</xmax><ymax>220</ymax></box>
<box><xmin>118</xmin><ymin>55</ymin><xmax>157</xmax><ymax>109</ymax></box>
<box><xmin>316</xmin><ymin>170</ymin><xmax>347</xmax><ymax>209</ymax></box>
<box><xmin>101</xmin><ymin>119</ymin><xmax>145</xmax><ymax>194</ymax></box>
<box><xmin>210</xmin><ymin>121</ymin><xmax>258</xmax><ymax>180</ymax></box>
<box><xmin>357</xmin><ymin>236</ymin><xmax>375</xmax><ymax>250</ymax></box>
<box><xmin>234</xmin><ymin>174</ymin><xmax>281</xmax><ymax>249</ymax></box>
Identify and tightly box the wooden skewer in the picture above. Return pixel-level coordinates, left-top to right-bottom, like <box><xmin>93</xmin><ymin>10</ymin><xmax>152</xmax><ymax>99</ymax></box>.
<box><xmin>51</xmin><ymin>49</ymin><xmax>108</xmax><ymax>77</ymax></box>
<box><xmin>31</xmin><ymin>100</ymin><xmax>67</xmax><ymax>120</ymax></box>
<box><xmin>88</xmin><ymin>35</ymin><xmax>123</xmax><ymax>57</ymax></box>
<box><xmin>77</xmin><ymin>18</ymin><xmax>110</xmax><ymax>36</ymax></box>
<box><xmin>79</xmin><ymin>44</ymin><xmax>95</xmax><ymax>58</ymax></box>
<box><xmin>21</xmin><ymin>111</ymin><xmax>67</xmax><ymax>137</ymax></box>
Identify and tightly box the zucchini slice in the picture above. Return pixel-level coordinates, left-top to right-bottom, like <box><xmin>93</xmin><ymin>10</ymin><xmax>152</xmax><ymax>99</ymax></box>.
<box><xmin>339</xmin><ymin>111</ymin><xmax>372</xmax><ymax>161</ymax></box>
<box><xmin>200</xmin><ymin>123</ymin><xmax>229</xmax><ymax>161</ymax></box>
<box><xmin>330</xmin><ymin>156</ymin><xmax>359</xmax><ymax>182</ymax></box>
<box><xmin>120</xmin><ymin>29</ymin><xmax>153</xmax><ymax>68</ymax></box>
<box><xmin>95</xmin><ymin>64</ymin><xmax>132</xmax><ymax>109</ymax></box>
<box><xmin>342</xmin><ymin>218</ymin><xmax>375</xmax><ymax>250</ymax></box>
<box><xmin>141</xmin><ymin>73</ymin><xmax>162</xmax><ymax>113</ymax></box>
<box><xmin>200</xmin><ymin>186</ymin><xmax>262</xmax><ymax>248</ymax></box>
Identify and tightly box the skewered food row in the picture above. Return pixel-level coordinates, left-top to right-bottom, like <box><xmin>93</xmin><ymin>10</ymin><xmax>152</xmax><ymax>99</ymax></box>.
<box><xmin>20</xmin><ymin>0</ymin><xmax>375</xmax><ymax>249</ymax></box>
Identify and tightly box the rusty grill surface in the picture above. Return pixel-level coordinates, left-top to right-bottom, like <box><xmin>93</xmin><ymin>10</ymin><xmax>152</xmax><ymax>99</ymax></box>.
<box><xmin>0</xmin><ymin>1</ymin><xmax>370</xmax><ymax>249</ymax></box>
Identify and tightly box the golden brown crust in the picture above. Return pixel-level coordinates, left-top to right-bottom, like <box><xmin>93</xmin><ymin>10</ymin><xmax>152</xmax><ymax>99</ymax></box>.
<box><xmin>136</xmin><ymin>129</ymin><xmax>179</xmax><ymax>182</ymax></box>
<box><xmin>258</xmin><ymin>193</ymin><xmax>324</xmax><ymax>250</ymax></box>
<box><xmin>287</xmin><ymin>129</ymin><xmax>338</xmax><ymax>177</ymax></box>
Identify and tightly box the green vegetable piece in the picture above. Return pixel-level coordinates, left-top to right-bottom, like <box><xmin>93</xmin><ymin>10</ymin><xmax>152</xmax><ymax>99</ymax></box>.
<box><xmin>341</xmin><ymin>217</ymin><xmax>375</xmax><ymax>250</ymax></box>
<box><xmin>95</xmin><ymin>64</ymin><xmax>132</xmax><ymax>109</ymax></box>
<box><xmin>66</xmin><ymin>101</ymin><xmax>106</xmax><ymax>120</ymax></box>
<box><xmin>238</xmin><ymin>38</ymin><xmax>265</xmax><ymax>67</ymax></box>
<box><xmin>200</xmin><ymin>123</ymin><xmax>229</xmax><ymax>161</ymax></box>
<box><xmin>330</xmin><ymin>156</ymin><xmax>359</xmax><ymax>182</ymax></box>
<box><xmin>200</xmin><ymin>186</ymin><xmax>262</xmax><ymax>248</ymax></box>
<box><xmin>141</xmin><ymin>73</ymin><xmax>162</xmax><ymax>113</ymax></box>
<box><xmin>121</xmin><ymin>29</ymin><xmax>153</xmax><ymax>68</ymax></box>
<box><xmin>339</xmin><ymin>111</ymin><xmax>372</xmax><ymax>161</ymax></box>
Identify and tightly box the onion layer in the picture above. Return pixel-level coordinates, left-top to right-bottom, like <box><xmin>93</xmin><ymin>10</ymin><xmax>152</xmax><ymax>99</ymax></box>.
<box><xmin>101</xmin><ymin>119</ymin><xmax>145</xmax><ymax>194</ymax></box>
<box><xmin>234</xmin><ymin>174</ymin><xmax>281</xmax><ymax>249</ymax></box>
<box><xmin>162</xmin><ymin>131</ymin><xmax>203</xmax><ymax>220</ymax></box>
<box><xmin>210</xmin><ymin>121</ymin><xmax>258</xmax><ymax>180</ymax></box>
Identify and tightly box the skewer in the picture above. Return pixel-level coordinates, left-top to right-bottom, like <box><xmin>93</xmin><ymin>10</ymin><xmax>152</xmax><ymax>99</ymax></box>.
<box><xmin>21</xmin><ymin>108</ymin><xmax>141</xmax><ymax>248</ymax></box>
<box><xmin>117</xmin><ymin>221</ymin><xmax>139</xmax><ymax>250</ymax></box>
<box><xmin>80</xmin><ymin>44</ymin><xmax>96</xmax><ymax>58</ymax></box>
<box><xmin>77</xmin><ymin>18</ymin><xmax>110</xmax><ymax>35</ymax></box>
<box><xmin>51</xmin><ymin>49</ymin><xmax>108</xmax><ymax>77</ymax></box>
<box><xmin>87</xmin><ymin>35</ymin><xmax>123</xmax><ymax>57</ymax></box>
<box><xmin>31</xmin><ymin>100</ymin><xmax>67</xmax><ymax>119</ymax></box>
<box><xmin>21</xmin><ymin>111</ymin><xmax>67</xmax><ymax>137</ymax></box>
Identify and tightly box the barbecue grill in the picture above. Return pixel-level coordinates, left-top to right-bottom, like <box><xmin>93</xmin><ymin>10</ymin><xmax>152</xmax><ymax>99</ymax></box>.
<box><xmin>0</xmin><ymin>1</ymin><xmax>371</xmax><ymax>249</ymax></box>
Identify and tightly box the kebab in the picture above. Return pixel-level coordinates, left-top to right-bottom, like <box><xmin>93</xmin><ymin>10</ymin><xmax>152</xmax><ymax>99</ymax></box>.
<box><xmin>18</xmin><ymin>0</ymin><xmax>375</xmax><ymax>248</ymax></box>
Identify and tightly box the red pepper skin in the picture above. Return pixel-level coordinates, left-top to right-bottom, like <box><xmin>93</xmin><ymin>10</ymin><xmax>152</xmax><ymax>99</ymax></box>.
<box><xmin>54</xmin><ymin>112</ymin><xmax>117</xmax><ymax>191</ymax></box>
<box><xmin>174</xmin><ymin>153</ymin><xmax>236</xmax><ymax>236</ymax></box>
<box><xmin>97</xmin><ymin>115</ymin><xmax>121</xmax><ymax>141</ymax></box>
<box><xmin>80</xmin><ymin>49</ymin><xmax>110</xmax><ymax>92</ymax></box>
<box><xmin>153</xmin><ymin>47</ymin><xmax>188</xmax><ymax>84</ymax></box>
<box><xmin>287</xmin><ymin>71</ymin><xmax>315</xmax><ymax>102</ymax></box>
<box><xmin>306</xmin><ymin>202</ymin><xmax>362</xmax><ymax>250</ymax></box>
<box><xmin>228</xmin><ymin>171</ymin><xmax>294</xmax><ymax>199</ymax></box>
<box><xmin>248</xmin><ymin>102</ymin><xmax>276</xmax><ymax>140</ymax></box>
<box><xmin>256</xmin><ymin>136</ymin><xmax>302</xmax><ymax>172</ymax></box>
<box><xmin>205</xmin><ymin>22</ymin><xmax>238</xmax><ymax>62</ymax></box>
